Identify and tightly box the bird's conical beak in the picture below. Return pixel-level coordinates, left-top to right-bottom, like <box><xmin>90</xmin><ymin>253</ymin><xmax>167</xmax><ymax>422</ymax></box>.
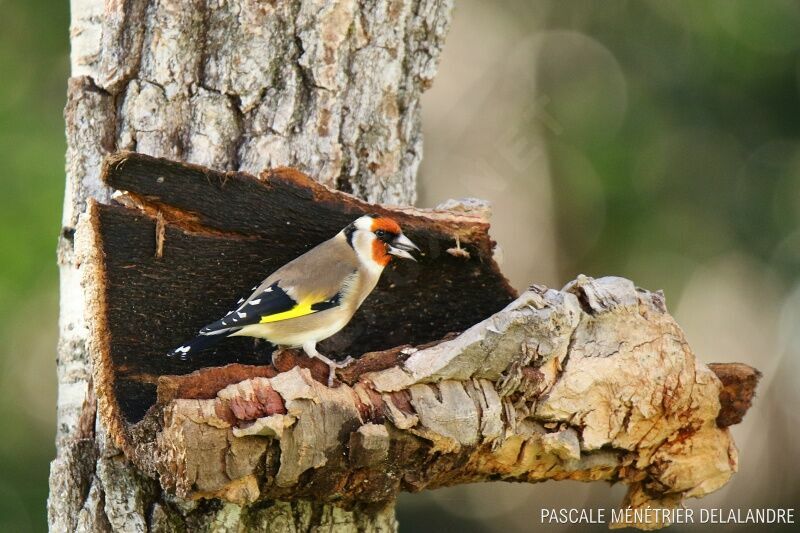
<box><xmin>387</xmin><ymin>233</ymin><xmax>419</xmax><ymax>261</ymax></box>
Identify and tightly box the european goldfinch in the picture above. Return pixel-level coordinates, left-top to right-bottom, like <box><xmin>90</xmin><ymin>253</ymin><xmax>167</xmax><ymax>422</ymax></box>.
<box><xmin>168</xmin><ymin>214</ymin><xmax>419</xmax><ymax>384</ymax></box>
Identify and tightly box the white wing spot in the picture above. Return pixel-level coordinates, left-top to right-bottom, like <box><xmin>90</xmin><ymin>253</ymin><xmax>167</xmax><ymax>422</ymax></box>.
<box><xmin>248</xmin><ymin>299</ymin><xmax>261</xmax><ymax>305</ymax></box>
<box><xmin>237</xmin><ymin>312</ymin><xmax>247</xmax><ymax>318</ymax></box>
<box><xmin>264</xmin><ymin>287</ymin><xmax>273</xmax><ymax>293</ymax></box>
<box><xmin>237</xmin><ymin>298</ymin><xmax>245</xmax><ymax>304</ymax></box>
<box><xmin>175</xmin><ymin>346</ymin><xmax>191</xmax><ymax>354</ymax></box>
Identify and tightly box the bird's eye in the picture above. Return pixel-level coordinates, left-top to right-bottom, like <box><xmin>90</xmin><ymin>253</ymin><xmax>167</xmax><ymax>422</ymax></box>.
<box><xmin>374</xmin><ymin>229</ymin><xmax>395</xmax><ymax>243</ymax></box>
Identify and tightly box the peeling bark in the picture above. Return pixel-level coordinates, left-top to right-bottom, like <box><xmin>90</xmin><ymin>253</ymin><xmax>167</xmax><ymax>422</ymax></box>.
<box><xmin>53</xmin><ymin>0</ymin><xmax>453</xmax><ymax>531</ymax></box>
<box><xmin>147</xmin><ymin>276</ymin><xmax>753</xmax><ymax>520</ymax></box>
<box><xmin>81</xmin><ymin>233</ymin><xmax>760</xmax><ymax>531</ymax></box>
<box><xmin>70</xmin><ymin>160</ymin><xmax>760</xmax><ymax>530</ymax></box>
<box><xmin>57</xmin><ymin>148</ymin><xmax>761</xmax><ymax>533</ymax></box>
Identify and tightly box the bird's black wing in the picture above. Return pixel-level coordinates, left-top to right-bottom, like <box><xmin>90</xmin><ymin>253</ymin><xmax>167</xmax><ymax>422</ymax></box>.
<box><xmin>198</xmin><ymin>282</ymin><xmax>299</xmax><ymax>334</ymax></box>
<box><xmin>168</xmin><ymin>282</ymin><xmax>344</xmax><ymax>359</ymax></box>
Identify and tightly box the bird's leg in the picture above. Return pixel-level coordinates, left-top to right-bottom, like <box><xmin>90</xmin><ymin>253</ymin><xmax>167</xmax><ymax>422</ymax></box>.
<box><xmin>302</xmin><ymin>341</ymin><xmax>344</xmax><ymax>387</ymax></box>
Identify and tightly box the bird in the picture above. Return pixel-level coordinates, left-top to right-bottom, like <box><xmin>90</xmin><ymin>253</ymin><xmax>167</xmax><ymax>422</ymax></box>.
<box><xmin>167</xmin><ymin>214</ymin><xmax>419</xmax><ymax>385</ymax></box>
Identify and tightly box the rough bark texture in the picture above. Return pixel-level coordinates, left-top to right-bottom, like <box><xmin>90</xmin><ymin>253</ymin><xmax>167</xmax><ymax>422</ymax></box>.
<box><xmin>79</xmin><ymin>186</ymin><xmax>764</xmax><ymax>530</ymax></box>
<box><xmin>68</xmin><ymin>151</ymin><xmax>760</xmax><ymax>532</ymax></box>
<box><xmin>52</xmin><ymin>0</ymin><xmax>453</xmax><ymax>531</ymax></box>
<box><xmin>131</xmin><ymin>275</ymin><xmax>754</xmax><ymax>532</ymax></box>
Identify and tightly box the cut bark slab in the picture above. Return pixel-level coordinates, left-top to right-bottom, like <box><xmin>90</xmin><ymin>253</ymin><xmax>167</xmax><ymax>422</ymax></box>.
<box><xmin>76</xmin><ymin>153</ymin><xmax>760</xmax><ymax>530</ymax></box>
<box><xmin>80</xmin><ymin>151</ymin><xmax>515</xmax><ymax>430</ymax></box>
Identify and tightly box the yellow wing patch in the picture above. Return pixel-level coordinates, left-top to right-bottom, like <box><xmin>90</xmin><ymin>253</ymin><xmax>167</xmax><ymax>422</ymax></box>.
<box><xmin>258</xmin><ymin>299</ymin><xmax>318</xmax><ymax>324</ymax></box>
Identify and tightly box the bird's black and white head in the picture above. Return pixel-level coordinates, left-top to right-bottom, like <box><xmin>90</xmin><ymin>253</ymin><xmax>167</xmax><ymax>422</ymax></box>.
<box><xmin>343</xmin><ymin>214</ymin><xmax>419</xmax><ymax>269</ymax></box>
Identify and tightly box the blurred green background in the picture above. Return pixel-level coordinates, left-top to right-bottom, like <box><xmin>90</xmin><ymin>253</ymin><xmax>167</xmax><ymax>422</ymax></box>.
<box><xmin>1</xmin><ymin>0</ymin><xmax>798</xmax><ymax>531</ymax></box>
<box><xmin>0</xmin><ymin>0</ymin><xmax>69</xmax><ymax>531</ymax></box>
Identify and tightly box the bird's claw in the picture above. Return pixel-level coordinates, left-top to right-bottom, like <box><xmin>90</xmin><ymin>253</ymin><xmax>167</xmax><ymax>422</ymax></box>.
<box><xmin>322</xmin><ymin>358</ymin><xmax>355</xmax><ymax>387</ymax></box>
<box><xmin>301</xmin><ymin>345</ymin><xmax>352</xmax><ymax>388</ymax></box>
<box><xmin>327</xmin><ymin>364</ymin><xmax>337</xmax><ymax>387</ymax></box>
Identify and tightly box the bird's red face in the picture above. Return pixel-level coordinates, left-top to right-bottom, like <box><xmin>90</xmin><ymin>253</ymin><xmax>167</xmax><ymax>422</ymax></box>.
<box><xmin>346</xmin><ymin>215</ymin><xmax>419</xmax><ymax>267</ymax></box>
<box><xmin>370</xmin><ymin>217</ymin><xmax>404</xmax><ymax>266</ymax></box>
<box><xmin>371</xmin><ymin>216</ymin><xmax>419</xmax><ymax>265</ymax></box>
<box><xmin>371</xmin><ymin>216</ymin><xmax>402</xmax><ymax>236</ymax></box>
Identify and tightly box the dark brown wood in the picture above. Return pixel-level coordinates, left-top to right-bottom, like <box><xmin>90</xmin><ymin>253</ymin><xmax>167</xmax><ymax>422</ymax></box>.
<box><xmin>708</xmin><ymin>362</ymin><xmax>762</xmax><ymax>427</ymax></box>
<box><xmin>157</xmin><ymin>363</ymin><xmax>278</xmax><ymax>402</ymax></box>
<box><xmin>90</xmin><ymin>152</ymin><xmax>516</xmax><ymax>430</ymax></box>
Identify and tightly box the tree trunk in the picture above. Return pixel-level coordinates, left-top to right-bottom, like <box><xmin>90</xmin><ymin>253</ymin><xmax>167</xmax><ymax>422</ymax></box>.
<box><xmin>50</xmin><ymin>0</ymin><xmax>453</xmax><ymax>530</ymax></box>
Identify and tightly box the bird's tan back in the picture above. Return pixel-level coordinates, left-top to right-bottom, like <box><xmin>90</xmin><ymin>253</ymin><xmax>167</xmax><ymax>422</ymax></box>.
<box><xmin>259</xmin><ymin>234</ymin><xmax>361</xmax><ymax>304</ymax></box>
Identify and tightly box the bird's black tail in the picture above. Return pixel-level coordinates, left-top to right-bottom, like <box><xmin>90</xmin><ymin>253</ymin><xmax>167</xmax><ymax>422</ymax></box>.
<box><xmin>167</xmin><ymin>329</ymin><xmax>237</xmax><ymax>360</ymax></box>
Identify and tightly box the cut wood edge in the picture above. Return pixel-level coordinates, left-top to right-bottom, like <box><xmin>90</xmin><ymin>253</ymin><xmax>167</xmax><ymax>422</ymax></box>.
<box><xmin>76</xmin><ymin>201</ymin><xmax>130</xmax><ymax>455</ymax></box>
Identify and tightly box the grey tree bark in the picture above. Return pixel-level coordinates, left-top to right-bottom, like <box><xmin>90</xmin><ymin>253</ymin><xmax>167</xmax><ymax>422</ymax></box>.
<box><xmin>50</xmin><ymin>0</ymin><xmax>453</xmax><ymax>531</ymax></box>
